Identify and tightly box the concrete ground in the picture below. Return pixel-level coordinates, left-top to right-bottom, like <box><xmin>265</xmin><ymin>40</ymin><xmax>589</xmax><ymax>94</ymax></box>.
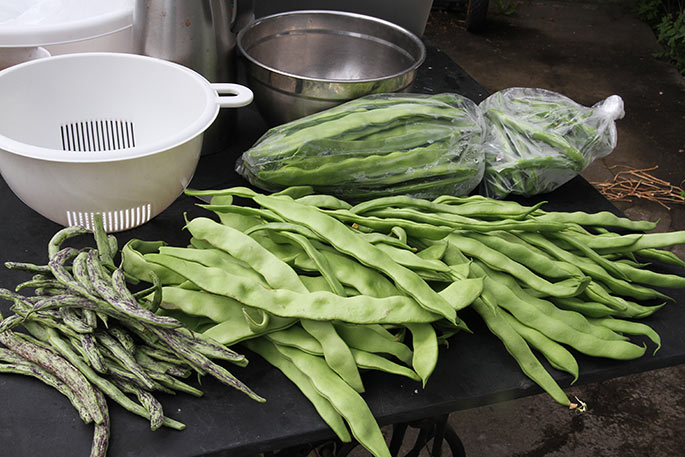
<box><xmin>421</xmin><ymin>1</ymin><xmax>685</xmax><ymax>456</ymax></box>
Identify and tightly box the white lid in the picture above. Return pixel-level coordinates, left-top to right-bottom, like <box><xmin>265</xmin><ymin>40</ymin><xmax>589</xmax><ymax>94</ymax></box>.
<box><xmin>0</xmin><ymin>0</ymin><xmax>133</xmax><ymax>47</ymax></box>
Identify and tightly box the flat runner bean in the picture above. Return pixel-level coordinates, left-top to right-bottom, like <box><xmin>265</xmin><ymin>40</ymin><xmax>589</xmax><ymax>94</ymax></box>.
<box><xmin>187</xmin><ymin>218</ymin><xmax>366</xmax><ymax>390</ymax></box>
<box><xmin>589</xmin><ymin>318</ymin><xmax>661</xmax><ymax>355</ymax></box>
<box><xmin>477</xmin><ymin>265</ymin><xmax>630</xmax><ymax>342</ymax></box>
<box><xmin>349</xmin><ymin>348</ymin><xmax>420</xmax><ymax>381</ymax></box>
<box><xmin>185</xmin><ymin>217</ymin><xmax>309</xmax><ymax>293</ymax></box>
<box><xmin>551</xmin><ymin>297</ymin><xmax>619</xmax><ymax>319</ymax></box>
<box><xmin>325</xmin><ymin>209</ymin><xmax>454</xmax><ymax>240</ymax></box>
<box><xmin>437</xmin><ymin>278</ymin><xmax>484</xmax><ymax>312</ymax></box>
<box><xmin>266</xmin><ymin>325</ymin><xmax>324</xmax><ymax>355</ymax></box>
<box><xmin>500</xmin><ymin>311</ymin><xmax>579</xmax><ymax>383</ymax></box>
<box><xmin>372</xmin><ymin>242</ymin><xmax>452</xmax><ymax>274</ymax></box>
<box><xmin>474</xmin><ymin>266</ymin><xmax>646</xmax><ymax>360</ymax></box>
<box><xmin>296</xmin><ymin>194</ymin><xmax>352</xmax><ymax>210</ymax></box>
<box><xmin>161</xmin><ymin>286</ymin><xmax>245</xmax><ymax>323</ymax></box>
<box><xmin>531</xmin><ymin>211</ymin><xmax>656</xmax><ymax>232</ymax></box>
<box><xmin>352</xmin><ymin>195</ymin><xmax>539</xmax><ymax>221</ymax></box>
<box><xmin>158</xmin><ymin>246</ymin><xmax>268</xmax><ymax>287</ymax></box>
<box><xmin>466</xmin><ymin>231</ymin><xmax>581</xmax><ymax>280</ymax></box>
<box><xmin>634</xmin><ymin>248</ymin><xmax>685</xmax><ymax>268</ymax></box>
<box><xmin>405</xmin><ymin>323</ymin><xmax>439</xmax><ymax>386</ymax></box>
<box><xmin>273</xmin><ymin>186</ymin><xmax>316</xmax><ymax>199</ymax></box>
<box><xmin>146</xmin><ymin>254</ymin><xmax>440</xmax><ymax>324</ymax></box>
<box><xmin>274</xmin><ymin>344</ymin><xmax>392</xmax><ymax>457</ymax></box>
<box><xmin>251</xmin><ymin>194</ymin><xmax>461</xmax><ymax>326</ymax></box>
<box><xmin>301</xmin><ymin>319</ymin><xmax>365</xmax><ymax>393</ymax></box>
<box><xmin>121</xmin><ymin>240</ymin><xmax>186</xmax><ymax>285</ymax></box>
<box><xmin>293</xmin><ymin>247</ymin><xmax>401</xmax><ymax>298</ymax></box>
<box><xmin>447</xmin><ymin>234</ymin><xmax>589</xmax><ymax>298</ymax></box>
<box><xmin>243</xmin><ymin>338</ymin><xmax>352</xmax><ymax>443</ymax></box>
<box><xmin>583</xmin><ymin>281</ymin><xmax>665</xmax><ymax>317</ymax></box>
<box><xmin>202</xmin><ymin>316</ymin><xmax>297</xmax><ymax>347</ymax></box>
<box><xmin>364</xmin><ymin>207</ymin><xmax>566</xmax><ymax>233</ymax></box>
<box><xmin>612</xmin><ymin>260</ymin><xmax>685</xmax><ymax>289</ymax></box>
<box><xmin>470</xmin><ymin>297</ymin><xmax>571</xmax><ymax>406</ymax></box>
<box><xmin>333</xmin><ymin>323</ymin><xmax>414</xmax><ymax>366</ymax></box>
<box><xmin>269</xmin><ymin>231</ymin><xmax>347</xmax><ymax>296</ymax></box>
<box><xmin>515</xmin><ymin>232</ymin><xmax>671</xmax><ymax>302</ymax></box>
<box><xmin>552</xmin><ymin>232</ymin><xmax>629</xmax><ymax>281</ymax></box>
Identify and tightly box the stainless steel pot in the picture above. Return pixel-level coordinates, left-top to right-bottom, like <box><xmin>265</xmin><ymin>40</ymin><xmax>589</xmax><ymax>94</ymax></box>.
<box><xmin>237</xmin><ymin>10</ymin><xmax>426</xmax><ymax>125</ymax></box>
<box><xmin>133</xmin><ymin>0</ymin><xmax>254</xmax><ymax>155</ymax></box>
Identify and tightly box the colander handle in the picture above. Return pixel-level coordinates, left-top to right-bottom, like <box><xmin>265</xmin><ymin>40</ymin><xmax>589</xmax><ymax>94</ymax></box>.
<box><xmin>211</xmin><ymin>83</ymin><xmax>254</xmax><ymax>108</ymax></box>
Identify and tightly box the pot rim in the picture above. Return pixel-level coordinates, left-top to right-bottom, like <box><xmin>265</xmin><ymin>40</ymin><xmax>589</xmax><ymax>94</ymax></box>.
<box><xmin>237</xmin><ymin>9</ymin><xmax>426</xmax><ymax>85</ymax></box>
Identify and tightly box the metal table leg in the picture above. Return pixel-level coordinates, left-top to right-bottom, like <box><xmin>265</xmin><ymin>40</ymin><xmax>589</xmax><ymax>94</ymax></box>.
<box><xmin>275</xmin><ymin>414</ymin><xmax>467</xmax><ymax>457</ymax></box>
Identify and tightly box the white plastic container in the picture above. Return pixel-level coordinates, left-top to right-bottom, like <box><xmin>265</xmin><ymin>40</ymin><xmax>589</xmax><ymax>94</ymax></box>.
<box><xmin>0</xmin><ymin>0</ymin><xmax>134</xmax><ymax>54</ymax></box>
<box><xmin>0</xmin><ymin>46</ymin><xmax>50</xmax><ymax>70</ymax></box>
<box><xmin>0</xmin><ymin>53</ymin><xmax>253</xmax><ymax>231</ymax></box>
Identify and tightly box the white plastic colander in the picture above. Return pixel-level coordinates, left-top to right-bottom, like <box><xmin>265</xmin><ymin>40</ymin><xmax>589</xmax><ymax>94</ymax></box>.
<box><xmin>0</xmin><ymin>52</ymin><xmax>253</xmax><ymax>231</ymax></box>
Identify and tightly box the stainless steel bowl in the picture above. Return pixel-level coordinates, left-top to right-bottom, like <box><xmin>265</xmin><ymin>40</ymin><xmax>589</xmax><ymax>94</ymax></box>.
<box><xmin>237</xmin><ymin>10</ymin><xmax>426</xmax><ymax>125</ymax></box>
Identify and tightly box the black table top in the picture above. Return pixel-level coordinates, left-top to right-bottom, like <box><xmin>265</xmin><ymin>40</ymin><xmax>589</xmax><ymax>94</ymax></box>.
<box><xmin>1</xmin><ymin>41</ymin><xmax>684</xmax><ymax>457</ymax></box>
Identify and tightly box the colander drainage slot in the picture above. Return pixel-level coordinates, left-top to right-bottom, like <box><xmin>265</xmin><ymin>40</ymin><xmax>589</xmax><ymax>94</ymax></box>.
<box><xmin>67</xmin><ymin>204</ymin><xmax>152</xmax><ymax>232</ymax></box>
<box><xmin>61</xmin><ymin>120</ymin><xmax>136</xmax><ymax>152</ymax></box>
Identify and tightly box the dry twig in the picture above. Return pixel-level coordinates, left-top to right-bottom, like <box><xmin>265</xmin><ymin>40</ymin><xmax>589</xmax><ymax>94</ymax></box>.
<box><xmin>590</xmin><ymin>165</ymin><xmax>685</xmax><ymax>210</ymax></box>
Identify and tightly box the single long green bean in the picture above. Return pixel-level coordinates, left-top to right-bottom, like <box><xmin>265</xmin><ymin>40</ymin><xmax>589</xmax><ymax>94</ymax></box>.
<box><xmin>274</xmin><ymin>344</ymin><xmax>392</xmax><ymax>457</ymax></box>
<box><xmin>90</xmin><ymin>389</ymin><xmax>110</xmax><ymax>457</ymax></box>
<box><xmin>242</xmin><ymin>338</ymin><xmax>352</xmax><ymax>443</ymax></box>
<box><xmin>500</xmin><ymin>312</ymin><xmax>579</xmax><ymax>383</ymax></box>
<box><xmin>531</xmin><ymin>211</ymin><xmax>656</xmax><ymax>232</ymax></box>
<box><xmin>470</xmin><ymin>297</ymin><xmax>571</xmax><ymax>407</ymax></box>
<box><xmin>405</xmin><ymin>323</ymin><xmax>438</xmax><ymax>387</ymax></box>
<box><xmin>300</xmin><ymin>319</ymin><xmax>364</xmax><ymax>393</ymax></box>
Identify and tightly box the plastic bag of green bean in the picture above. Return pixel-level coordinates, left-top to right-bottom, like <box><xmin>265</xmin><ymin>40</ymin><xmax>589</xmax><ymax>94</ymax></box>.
<box><xmin>236</xmin><ymin>93</ymin><xmax>486</xmax><ymax>201</ymax></box>
<box><xmin>479</xmin><ymin>87</ymin><xmax>624</xmax><ymax>199</ymax></box>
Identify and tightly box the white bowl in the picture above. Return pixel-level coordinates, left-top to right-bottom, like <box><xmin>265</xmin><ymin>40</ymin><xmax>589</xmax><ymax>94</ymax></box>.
<box><xmin>0</xmin><ymin>52</ymin><xmax>253</xmax><ymax>232</ymax></box>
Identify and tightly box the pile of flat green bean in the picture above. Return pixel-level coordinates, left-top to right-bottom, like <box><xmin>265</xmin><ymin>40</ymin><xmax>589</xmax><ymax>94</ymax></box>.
<box><xmin>0</xmin><ymin>217</ymin><xmax>262</xmax><ymax>457</ymax></box>
<box><xmin>119</xmin><ymin>186</ymin><xmax>685</xmax><ymax>457</ymax></box>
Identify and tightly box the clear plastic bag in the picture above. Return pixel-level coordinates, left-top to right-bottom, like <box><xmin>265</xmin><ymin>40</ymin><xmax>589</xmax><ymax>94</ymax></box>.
<box><xmin>478</xmin><ymin>87</ymin><xmax>624</xmax><ymax>198</ymax></box>
<box><xmin>236</xmin><ymin>92</ymin><xmax>486</xmax><ymax>201</ymax></box>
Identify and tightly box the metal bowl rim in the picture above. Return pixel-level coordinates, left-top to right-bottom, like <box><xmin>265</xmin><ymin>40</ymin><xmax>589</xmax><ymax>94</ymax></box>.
<box><xmin>237</xmin><ymin>9</ymin><xmax>426</xmax><ymax>84</ymax></box>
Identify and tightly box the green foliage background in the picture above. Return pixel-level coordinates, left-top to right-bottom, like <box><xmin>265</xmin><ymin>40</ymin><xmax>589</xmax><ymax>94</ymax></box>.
<box><xmin>635</xmin><ymin>0</ymin><xmax>685</xmax><ymax>74</ymax></box>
